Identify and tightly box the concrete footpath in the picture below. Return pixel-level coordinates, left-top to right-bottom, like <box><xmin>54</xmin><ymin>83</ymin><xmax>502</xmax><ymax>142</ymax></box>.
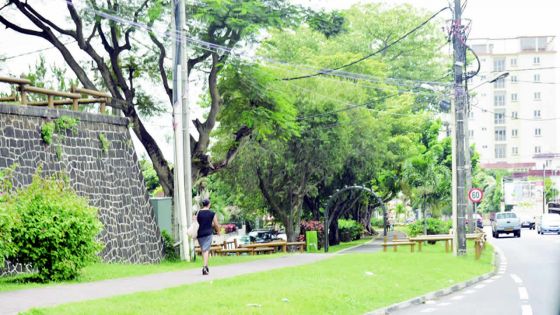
<box><xmin>0</xmin><ymin>254</ymin><xmax>329</xmax><ymax>315</ymax></box>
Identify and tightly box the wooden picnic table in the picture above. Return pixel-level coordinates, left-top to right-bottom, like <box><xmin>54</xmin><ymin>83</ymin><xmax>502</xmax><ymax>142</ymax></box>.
<box><xmin>241</xmin><ymin>241</ymin><xmax>288</xmax><ymax>253</ymax></box>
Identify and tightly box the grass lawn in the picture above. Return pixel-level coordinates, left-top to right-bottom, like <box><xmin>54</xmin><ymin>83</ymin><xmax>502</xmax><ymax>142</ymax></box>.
<box><xmin>0</xmin><ymin>253</ymin><xmax>286</xmax><ymax>292</ymax></box>
<box><xmin>26</xmin><ymin>241</ymin><xmax>494</xmax><ymax>315</ymax></box>
<box><xmin>327</xmin><ymin>236</ymin><xmax>374</xmax><ymax>253</ymax></box>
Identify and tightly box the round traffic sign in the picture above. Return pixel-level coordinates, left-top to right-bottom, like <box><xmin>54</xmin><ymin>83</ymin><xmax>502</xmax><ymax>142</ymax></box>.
<box><xmin>468</xmin><ymin>188</ymin><xmax>484</xmax><ymax>203</ymax></box>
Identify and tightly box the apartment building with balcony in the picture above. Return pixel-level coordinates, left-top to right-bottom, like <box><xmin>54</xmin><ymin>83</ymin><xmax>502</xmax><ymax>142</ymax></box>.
<box><xmin>467</xmin><ymin>36</ymin><xmax>560</xmax><ymax>171</ymax></box>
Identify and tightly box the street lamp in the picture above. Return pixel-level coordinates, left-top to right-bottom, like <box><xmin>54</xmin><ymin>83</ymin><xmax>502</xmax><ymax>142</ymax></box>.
<box><xmin>468</xmin><ymin>72</ymin><xmax>510</xmax><ymax>92</ymax></box>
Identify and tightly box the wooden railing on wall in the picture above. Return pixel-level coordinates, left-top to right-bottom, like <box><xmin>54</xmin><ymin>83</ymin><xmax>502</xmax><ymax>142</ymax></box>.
<box><xmin>0</xmin><ymin>75</ymin><xmax>112</xmax><ymax>114</ymax></box>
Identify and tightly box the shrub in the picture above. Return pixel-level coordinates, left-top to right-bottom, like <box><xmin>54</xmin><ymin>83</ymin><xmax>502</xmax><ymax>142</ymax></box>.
<box><xmin>370</xmin><ymin>217</ymin><xmax>385</xmax><ymax>228</ymax></box>
<box><xmin>6</xmin><ymin>171</ymin><xmax>103</xmax><ymax>282</ymax></box>
<box><xmin>407</xmin><ymin>218</ymin><xmax>452</xmax><ymax>237</ymax></box>
<box><xmin>223</xmin><ymin>223</ymin><xmax>237</xmax><ymax>234</ymax></box>
<box><xmin>299</xmin><ymin>220</ymin><xmax>324</xmax><ymax>248</ymax></box>
<box><xmin>161</xmin><ymin>230</ymin><xmax>179</xmax><ymax>261</ymax></box>
<box><xmin>338</xmin><ymin>219</ymin><xmax>363</xmax><ymax>242</ymax></box>
<box><xmin>0</xmin><ymin>164</ymin><xmax>18</xmax><ymax>265</ymax></box>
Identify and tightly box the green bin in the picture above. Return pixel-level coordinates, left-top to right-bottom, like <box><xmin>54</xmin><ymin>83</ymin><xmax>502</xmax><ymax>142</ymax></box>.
<box><xmin>306</xmin><ymin>231</ymin><xmax>319</xmax><ymax>253</ymax></box>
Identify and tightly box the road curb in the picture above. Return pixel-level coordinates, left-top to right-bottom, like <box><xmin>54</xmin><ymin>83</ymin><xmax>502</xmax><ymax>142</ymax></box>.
<box><xmin>364</xmin><ymin>249</ymin><xmax>500</xmax><ymax>315</ymax></box>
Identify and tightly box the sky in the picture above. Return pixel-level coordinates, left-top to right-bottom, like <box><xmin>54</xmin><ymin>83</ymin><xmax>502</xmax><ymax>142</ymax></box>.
<box><xmin>1</xmin><ymin>0</ymin><xmax>559</xmax><ymax>161</ymax></box>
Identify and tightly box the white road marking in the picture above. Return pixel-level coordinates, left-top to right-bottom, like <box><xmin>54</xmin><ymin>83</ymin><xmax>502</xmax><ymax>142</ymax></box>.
<box><xmin>438</xmin><ymin>302</ymin><xmax>451</xmax><ymax>306</ymax></box>
<box><xmin>425</xmin><ymin>300</ymin><xmax>436</xmax><ymax>305</ymax></box>
<box><xmin>518</xmin><ymin>287</ymin><xmax>529</xmax><ymax>300</ymax></box>
<box><xmin>521</xmin><ymin>305</ymin><xmax>534</xmax><ymax>315</ymax></box>
<box><xmin>451</xmin><ymin>295</ymin><xmax>464</xmax><ymax>301</ymax></box>
<box><xmin>474</xmin><ymin>284</ymin><xmax>486</xmax><ymax>289</ymax></box>
<box><xmin>464</xmin><ymin>289</ymin><xmax>476</xmax><ymax>294</ymax></box>
<box><xmin>484</xmin><ymin>279</ymin><xmax>494</xmax><ymax>283</ymax></box>
<box><xmin>491</xmin><ymin>275</ymin><xmax>501</xmax><ymax>280</ymax></box>
<box><xmin>511</xmin><ymin>274</ymin><xmax>523</xmax><ymax>284</ymax></box>
<box><xmin>420</xmin><ymin>308</ymin><xmax>436</xmax><ymax>313</ymax></box>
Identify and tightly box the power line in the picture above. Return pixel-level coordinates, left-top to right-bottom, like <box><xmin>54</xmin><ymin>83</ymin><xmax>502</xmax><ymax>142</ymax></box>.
<box><xmin>470</xmin><ymin>103</ymin><xmax>560</xmax><ymax>121</ymax></box>
<box><xmin>281</xmin><ymin>7</ymin><xmax>451</xmax><ymax>81</ymax></box>
<box><xmin>67</xmin><ymin>0</ymin><xmax>452</xmax><ymax>89</ymax></box>
<box><xmin>0</xmin><ymin>40</ymin><xmax>77</xmax><ymax>61</ymax></box>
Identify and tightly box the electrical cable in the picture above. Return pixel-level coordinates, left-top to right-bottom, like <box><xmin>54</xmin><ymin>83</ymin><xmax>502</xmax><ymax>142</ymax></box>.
<box><xmin>281</xmin><ymin>7</ymin><xmax>450</xmax><ymax>81</ymax></box>
<box><xmin>0</xmin><ymin>40</ymin><xmax>77</xmax><ymax>61</ymax></box>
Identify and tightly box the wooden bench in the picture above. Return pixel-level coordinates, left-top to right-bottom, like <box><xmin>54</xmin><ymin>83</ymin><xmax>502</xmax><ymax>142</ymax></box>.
<box><xmin>382</xmin><ymin>241</ymin><xmax>416</xmax><ymax>252</ymax></box>
<box><xmin>286</xmin><ymin>241</ymin><xmax>306</xmax><ymax>253</ymax></box>
<box><xmin>252</xmin><ymin>246</ymin><xmax>275</xmax><ymax>254</ymax></box>
<box><xmin>242</xmin><ymin>241</ymin><xmax>287</xmax><ymax>253</ymax></box>
<box><xmin>194</xmin><ymin>245</ymin><xmax>223</xmax><ymax>256</ymax></box>
<box><xmin>218</xmin><ymin>239</ymin><xmax>254</xmax><ymax>256</ymax></box>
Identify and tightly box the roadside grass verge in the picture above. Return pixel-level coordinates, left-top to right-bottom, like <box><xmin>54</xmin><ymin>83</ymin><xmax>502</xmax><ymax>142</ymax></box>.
<box><xmin>0</xmin><ymin>253</ymin><xmax>286</xmax><ymax>292</ymax></box>
<box><xmin>27</xmin><ymin>241</ymin><xmax>494</xmax><ymax>315</ymax></box>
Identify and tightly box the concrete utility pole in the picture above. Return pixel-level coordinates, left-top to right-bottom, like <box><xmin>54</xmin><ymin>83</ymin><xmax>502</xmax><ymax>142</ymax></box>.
<box><xmin>543</xmin><ymin>164</ymin><xmax>546</xmax><ymax>214</ymax></box>
<box><xmin>452</xmin><ymin>0</ymin><xmax>468</xmax><ymax>255</ymax></box>
<box><xmin>172</xmin><ymin>0</ymin><xmax>192</xmax><ymax>261</ymax></box>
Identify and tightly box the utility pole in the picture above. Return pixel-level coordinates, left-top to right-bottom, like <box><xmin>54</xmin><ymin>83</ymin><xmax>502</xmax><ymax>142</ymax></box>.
<box><xmin>543</xmin><ymin>164</ymin><xmax>546</xmax><ymax>214</ymax></box>
<box><xmin>452</xmin><ymin>0</ymin><xmax>467</xmax><ymax>256</ymax></box>
<box><xmin>180</xmin><ymin>0</ymin><xmax>195</xmax><ymax>261</ymax></box>
<box><xmin>172</xmin><ymin>0</ymin><xmax>191</xmax><ymax>261</ymax></box>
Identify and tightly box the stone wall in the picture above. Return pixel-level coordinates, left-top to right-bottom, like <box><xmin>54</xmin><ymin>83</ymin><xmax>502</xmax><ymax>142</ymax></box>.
<box><xmin>0</xmin><ymin>104</ymin><xmax>163</xmax><ymax>265</ymax></box>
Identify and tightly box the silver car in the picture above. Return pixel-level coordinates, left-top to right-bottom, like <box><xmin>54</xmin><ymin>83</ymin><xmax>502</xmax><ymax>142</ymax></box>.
<box><xmin>492</xmin><ymin>212</ymin><xmax>521</xmax><ymax>238</ymax></box>
<box><xmin>536</xmin><ymin>213</ymin><xmax>560</xmax><ymax>235</ymax></box>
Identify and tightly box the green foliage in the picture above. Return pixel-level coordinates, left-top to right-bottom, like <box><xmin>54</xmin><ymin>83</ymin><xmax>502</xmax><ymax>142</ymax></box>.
<box><xmin>41</xmin><ymin>116</ymin><xmax>79</xmax><ymax>146</ymax></box>
<box><xmin>139</xmin><ymin>158</ymin><xmax>161</xmax><ymax>196</ymax></box>
<box><xmin>55</xmin><ymin>145</ymin><xmax>63</xmax><ymax>161</ymax></box>
<box><xmin>0</xmin><ymin>164</ymin><xmax>19</xmax><ymax>265</ymax></box>
<box><xmin>407</xmin><ymin>218</ymin><xmax>452</xmax><ymax>237</ymax></box>
<box><xmin>4</xmin><ymin>170</ymin><xmax>103</xmax><ymax>282</ymax></box>
<box><xmin>98</xmin><ymin>133</ymin><xmax>110</xmax><ymax>154</ymax></box>
<box><xmin>41</xmin><ymin>121</ymin><xmax>55</xmax><ymax>145</ymax></box>
<box><xmin>161</xmin><ymin>230</ymin><xmax>179</xmax><ymax>261</ymax></box>
<box><xmin>370</xmin><ymin>217</ymin><xmax>385</xmax><ymax>228</ymax></box>
<box><xmin>338</xmin><ymin>219</ymin><xmax>363</xmax><ymax>242</ymax></box>
<box><xmin>545</xmin><ymin>178</ymin><xmax>558</xmax><ymax>203</ymax></box>
<box><xmin>306</xmin><ymin>10</ymin><xmax>346</xmax><ymax>38</ymax></box>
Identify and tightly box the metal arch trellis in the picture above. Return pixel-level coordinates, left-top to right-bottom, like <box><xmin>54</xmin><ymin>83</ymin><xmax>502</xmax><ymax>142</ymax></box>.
<box><xmin>323</xmin><ymin>185</ymin><xmax>388</xmax><ymax>252</ymax></box>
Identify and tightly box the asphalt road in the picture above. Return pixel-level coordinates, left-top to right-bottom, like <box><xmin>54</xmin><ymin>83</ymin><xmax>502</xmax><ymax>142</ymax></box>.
<box><xmin>392</xmin><ymin>226</ymin><xmax>560</xmax><ymax>315</ymax></box>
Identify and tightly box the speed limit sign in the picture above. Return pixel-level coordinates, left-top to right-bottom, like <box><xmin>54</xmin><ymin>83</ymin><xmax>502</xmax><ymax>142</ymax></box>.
<box><xmin>468</xmin><ymin>188</ymin><xmax>484</xmax><ymax>203</ymax></box>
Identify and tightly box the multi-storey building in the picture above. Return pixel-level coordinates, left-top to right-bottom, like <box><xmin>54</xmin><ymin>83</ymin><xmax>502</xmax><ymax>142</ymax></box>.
<box><xmin>467</xmin><ymin>36</ymin><xmax>560</xmax><ymax>171</ymax></box>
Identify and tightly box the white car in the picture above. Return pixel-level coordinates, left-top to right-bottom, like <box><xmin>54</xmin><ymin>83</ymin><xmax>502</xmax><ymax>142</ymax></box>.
<box><xmin>492</xmin><ymin>212</ymin><xmax>521</xmax><ymax>238</ymax></box>
<box><xmin>536</xmin><ymin>213</ymin><xmax>560</xmax><ymax>235</ymax></box>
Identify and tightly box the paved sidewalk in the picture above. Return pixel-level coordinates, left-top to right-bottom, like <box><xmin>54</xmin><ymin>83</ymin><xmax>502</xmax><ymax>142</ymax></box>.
<box><xmin>342</xmin><ymin>230</ymin><xmax>408</xmax><ymax>253</ymax></box>
<box><xmin>0</xmin><ymin>254</ymin><xmax>329</xmax><ymax>315</ymax></box>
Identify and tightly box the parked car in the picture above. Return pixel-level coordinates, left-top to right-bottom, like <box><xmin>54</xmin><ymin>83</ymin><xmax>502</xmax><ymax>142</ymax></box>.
<box><xmin>491</xmin><ymin>212</ymin><xmax>521</xmax><ymax>238</ymax></box>
<box><xmin>536</xmin><ymin>213</ymin><xmax>560</xmax><ymax>235</ymax></box>
<box><xmin>465</xmin><ymin>213</ymin><xmax>483</xmax><ymax>229</ymax></box>
<box><xmin>248</xmin><ymin>229</ymin><xmax>280</xmax><ymax>243</ymax></box>
<box><xmin>520</xmin><ymin>216</ymin><xmax>536</xmax><ymax>230</ymax></box>
<box><xmin>226</xmin><ymin>235</ymin><xmax>251</xmax><ymax>246</ymax></box>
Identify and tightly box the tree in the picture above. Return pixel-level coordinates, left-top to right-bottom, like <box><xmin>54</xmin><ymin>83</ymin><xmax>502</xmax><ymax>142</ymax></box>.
<box><xmin>545</xmin><ymin>178</ymin><xmax>558</xmax><ymax>203</ymax></box>
<box><xmin>0</xmin><ymin>0</ymin><xmax>304</xmax><ymax>198</ymax></box>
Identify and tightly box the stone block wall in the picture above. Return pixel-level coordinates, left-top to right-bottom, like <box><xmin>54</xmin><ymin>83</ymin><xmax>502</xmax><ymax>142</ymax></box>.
<box><xmin>0</xmin><ymin>104</ymin><xmax>163</xmax><ymax>264</ymax></box>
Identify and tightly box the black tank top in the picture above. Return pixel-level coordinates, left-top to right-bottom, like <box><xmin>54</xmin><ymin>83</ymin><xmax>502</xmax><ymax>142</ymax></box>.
<box><xmin>197</xmin><ymin>210</ymin><xmax>215</xmax><ymax>238</ymax></box>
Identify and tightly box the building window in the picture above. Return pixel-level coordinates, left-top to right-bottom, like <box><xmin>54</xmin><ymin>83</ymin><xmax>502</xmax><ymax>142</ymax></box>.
<box><xmin>495</xmin><ymin>144</ymin><xmax>506</xmax><ymax>159</ymax></box>
<box><xmin>512</xmin><ymin>129</ymin><xmax>518</xmax><ymax>137</ymax></box>
<box><xmin>546</xmin><ymin>159</ymin><xmax>552</xmax><ymax>167</ymax></box>
<box><xmin>534</xmin><ymin>74</ymin><xmax>541</xmax><ymax>82</ymax></box>
<box><xmin>511</xmin><ymin>93</ymin><xmax>518</xmax><ymax>102</ymax></box>
<box><xmin>482</xmin><ymin>145</ymin><xmax>488</xmax><ymax>149</ymax></box>
<box><xmin>469</xmin><ymin>111</ymin><xmax>474</xmax><ymax>119</ymax></box>
<box><xmin>494</xmin><ymin>110</ymin><xmax>506</xmax><ymax>124</ymax></box>
<box><xmin>535</xmin><ymin>128</ymin><xmax>542</xmax><ymax>136</ymax></box>
<box><xmin>482</xmin><ymin>127</ymin><xmax>487</xmax><ymax>131</ymax></box>
<box><xmin>493</xmin><ymin>78</ymin><xmax>505</xmax><ymax>89</ymax></box>
<box><xmin>533</xmin><ymin>56</ymin><xmax>541</xmax><ymax>64</ymax></box>
<box><xmin>534</xmin><ymin>110</ymin><xmax>541</xmax><ymax>118</ymax></box>
<box><xmin>534</xmin><ymin>92</ymin><xmax>541</xmax><ymax>101</ymax></box>
<box><xmin>494</xmin><ymin>93</ymin><xmax>505</xmax><ymax>106</ymax></box>
<box><xmin>495</xmin><ymin>127</ymin><xmax>506</xmax><ymax>141</ymax></box>
<box><xmin>512</xmin><ymin>147</ymin><xmax>519</xmax><ymax>156</ymax></box>
<box><xmin>510</xmin><ymin>58</ymin><xmax>517</xmax><ymax>66</ymax></box>
<box><xmin>535</xmin><ymin>146</ymin><xmax>541</xmax><ymax>153</ymax></box>
<box><xmin>511</xmin><ymin>111</ymin><xmax>518</xmax><ymax>119</ymax></box>
<box><xmin>469</xmin><ymin>130</ymin><xmax>474</xmax><ymax>137</ymax></box>
<box><xmin>511</xmin><ymin>75</ymin><xmax>518</xmax><ymax>83</ymax></box>
<box><xmin>494</xmin><ymin>58</ymin><xmax>505</xmax><ymax>72</ymax></box>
